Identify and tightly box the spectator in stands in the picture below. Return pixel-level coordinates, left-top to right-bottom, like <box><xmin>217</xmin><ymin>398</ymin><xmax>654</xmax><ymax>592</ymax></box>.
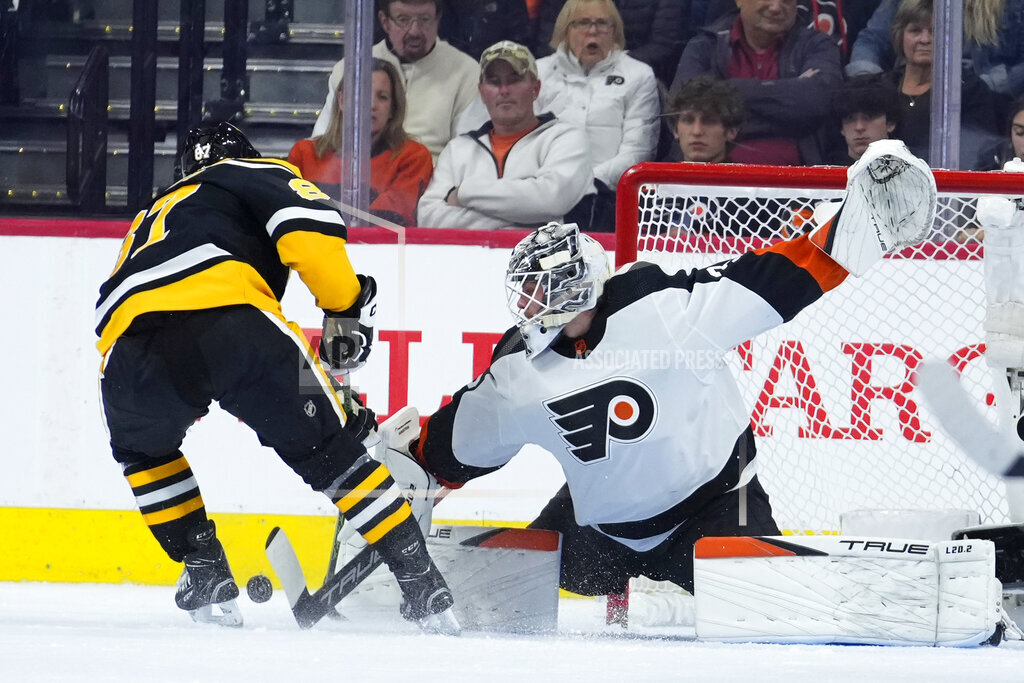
<box><xmin>656</xmin><ymin>76</ymin><xmax>791</xmax><ymax>239</ymax></box>
<box><xmin>882</xmin><ymin>0</ymin><xmax>1005</xmax><ymax>167</ymax></box>
<box><xmin>666</xmin><ymin>75</ymin><xmax>743</xmax><ymax>163</ymax></box>
<box><xmin>438</xmin><ymin>0</ymin><xmax>533</xmax><ymax>60</ymax></box>
<box><xmin>672</xmin><ymin>0</ymin><xmax>843</xmax><ymax>166</ymax></box>
<box><xmin>533</xmin><ymin>0</ymin><xmax>690</xmax><ymax>84</ymax></box>
<box><xmin>289</xmin><ymin>59</ymin><xmax>432</xmax><ymax>227</ymax></box>
<box><xmin>417</xmin><ymin>41</ymin><xmax>593</xmax><ymax>230</ymax></box>
<box><xmin>312</xmin><ymin>0</ymin><xmax>479</xmax><ymax>161</ymax></box>
<box><xmin>849</xmin><ymin>0</ymin><xmax>1024</xmax><ymax>97</ymax></box>
<box><xmin>701</xmin><ymin>0</ymin><xmax>882</xmax><ymax>65</ymax></box>
<box><xmin>532</xmin><ymin>0</ymin><xmax>660</xmax><ymax>232</ymax></box>
<box><xmin>827</xmin><ymin>74</ymin><xmax>899</xmax><ymax>165</ymax></box>
<box><xmin>978</xmin><ymin>93</ymin><xmax>1024</xmax><ymax>170</ymax></box>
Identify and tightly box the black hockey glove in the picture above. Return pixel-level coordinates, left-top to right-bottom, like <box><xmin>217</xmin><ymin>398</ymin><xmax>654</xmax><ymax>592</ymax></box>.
<box><xmin>342</xmin><ymin>391</ymin><xmax>379</xmax><ymax>448</ymax></box>
<box><xmin>320</xmin><ymin>274</ymin><xmax>377</xmax><ymax>372</ymax></box>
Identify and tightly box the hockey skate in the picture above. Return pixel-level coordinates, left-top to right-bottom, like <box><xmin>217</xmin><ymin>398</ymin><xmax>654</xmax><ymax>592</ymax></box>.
<box><xmin>175</xmin><ymin>520</ymin><xmax>243</xmax><ymax>627</ymax></box>
<box><xmin>386</xmin><ymin>534</ymin><xmax>459</xmax><ymax>635</ymax></box>
<box><xmin>811</xmin><ymin>139</ymin><xmax>937</xmax><ymax>275</ymax></box>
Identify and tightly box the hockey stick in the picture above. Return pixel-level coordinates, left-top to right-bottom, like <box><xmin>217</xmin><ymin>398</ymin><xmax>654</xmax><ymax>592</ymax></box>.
<box><xmin>915</xmin><ymin>360</ymin><xmax>1024</xmax><ymax>477</ymax></box>
<box><xmin>266</xmin><ymin>487</ymin><xmax>450</xmax><ymax>629</ymax></box>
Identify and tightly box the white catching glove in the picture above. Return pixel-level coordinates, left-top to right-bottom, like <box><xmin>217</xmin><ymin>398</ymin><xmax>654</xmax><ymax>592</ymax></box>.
<box><xmin>810</xmin><ymin>140</ymin><xmax>936</xmax><ymax>276</ymax></box>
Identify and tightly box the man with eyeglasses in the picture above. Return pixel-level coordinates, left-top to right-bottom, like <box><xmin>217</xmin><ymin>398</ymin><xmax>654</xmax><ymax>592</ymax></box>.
<box><xmin>313</xmin><ymin>0</ymin><xmax>479</xmax><ymax>161</ymax></box>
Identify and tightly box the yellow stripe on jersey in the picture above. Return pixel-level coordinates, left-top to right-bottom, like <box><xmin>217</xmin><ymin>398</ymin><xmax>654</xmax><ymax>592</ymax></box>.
<box><xmin>276</xmin><ymin>231</ymin><xmax>360</xmax><ymax>312</ymax></box>
<box><xmin>362</xmin><ymin>503</ymin><xmax>412</xmax><ymax>544</ymax></box>
<box><xmin>96</xmin><ymin>260</ymin><xmax>283</xmax><ymax>354</ymax></box>
<box><xmin>334</xmin><ymin>464</ymin><xmax>390</xmax><ymax>514</ymax></box>
<box><xmin>141</xmin><ymin>494</ymin><xmax>205</xmax><ymax>526</ymax></box>
<box><xmin>125</xmin><ymin>456</ymin><xmax>190</xmax><ymax>488</ymax></box>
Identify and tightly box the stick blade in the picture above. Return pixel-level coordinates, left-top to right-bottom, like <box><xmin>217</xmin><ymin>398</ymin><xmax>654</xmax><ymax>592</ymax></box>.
<box><xmin>265</xmin><ymin>526</ymin><xmax>315</xmax><ymax>626</ymax></box>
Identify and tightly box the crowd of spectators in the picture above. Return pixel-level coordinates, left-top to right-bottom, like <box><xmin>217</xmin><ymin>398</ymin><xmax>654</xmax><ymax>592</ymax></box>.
<box><xmin>300</xmin><ymin>0</ymin><xmax>1024</xmax><ymax>230</ymax></box>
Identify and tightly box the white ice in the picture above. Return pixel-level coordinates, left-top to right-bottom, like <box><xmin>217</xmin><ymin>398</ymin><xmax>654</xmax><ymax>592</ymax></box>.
<box><xmin>2</xmin><ymin>582</ymin><xmax>1023</xmax><ymax>682</ymax></box>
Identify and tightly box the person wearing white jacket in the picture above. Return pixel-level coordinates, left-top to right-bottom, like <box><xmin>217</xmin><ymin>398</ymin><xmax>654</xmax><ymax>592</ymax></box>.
<box><xmin>417</xmin><ymin>41</ymin><xmax>594</xmax><ymax>230</ymax></box>
<box><xmin>536</xmin><ymin>0</ymin><xmax>660</xmax><ymax>191</ymax></box>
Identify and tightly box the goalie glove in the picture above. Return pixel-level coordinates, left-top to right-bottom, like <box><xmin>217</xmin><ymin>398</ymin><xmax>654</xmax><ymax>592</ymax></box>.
<box><xmin>320</xmin><ymin>274</ymin><xmax>377</xmax><ymax>373</ymax></box>
<box><xmin>810</xmin><ymin>139</ymin><xmax>936</xmax><ymax>276</ymax></box>
<box><xmin>376</xmin><ymin>407</ymin><xmax>439</xmax><ymax>537</ymax></box>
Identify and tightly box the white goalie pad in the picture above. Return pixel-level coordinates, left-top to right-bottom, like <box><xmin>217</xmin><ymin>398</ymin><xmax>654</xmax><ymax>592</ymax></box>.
<box><xmin>809</xmin><ymin>139</ymin><xmax>936</xmax><ymax>276</ymax></box>
<box><xmin>338</xmin><ymin>525</ymin><xmax>562</xmax><ymax>634</ymax></box>
<box><xmin>979</xmin><ymin>171</ymin><xmax>1024</xmax><ymax>369</ymax></box>
<box><xmin>693</xmin><ymin>535</ymin><xmax>1003</xmax><ymax>647</ymax></box>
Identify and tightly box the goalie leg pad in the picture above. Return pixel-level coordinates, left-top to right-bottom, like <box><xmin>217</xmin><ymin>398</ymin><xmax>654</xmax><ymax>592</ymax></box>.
<box><xmin>693</xmin><ymin>535</ymin><xmax>1003</xmax><ymax>646</ymax></box>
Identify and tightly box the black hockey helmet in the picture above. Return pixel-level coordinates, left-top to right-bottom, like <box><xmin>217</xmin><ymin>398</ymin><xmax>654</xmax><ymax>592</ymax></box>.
<box><xmin>175</xmin><ymin>121</ymin><xmax>261</xmax><ymax>180</ymax></box>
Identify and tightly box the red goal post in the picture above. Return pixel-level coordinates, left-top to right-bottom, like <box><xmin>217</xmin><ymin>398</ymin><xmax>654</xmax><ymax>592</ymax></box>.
<box><xmin>615</xmin><ymin>162</ymin><xmax>1024</xmax><ymax>534</ymax></box>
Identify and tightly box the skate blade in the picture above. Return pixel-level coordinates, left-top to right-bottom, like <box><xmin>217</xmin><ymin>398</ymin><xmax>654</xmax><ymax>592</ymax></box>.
<box><xmin>189</xmin><ymin>599</ymin><xmax>244</xmax><ymax>627</ymax></box>
<box><xmin>418</xmin><ymin>607</ymin><xmax>461</xmax><ymax>636</ymax></box>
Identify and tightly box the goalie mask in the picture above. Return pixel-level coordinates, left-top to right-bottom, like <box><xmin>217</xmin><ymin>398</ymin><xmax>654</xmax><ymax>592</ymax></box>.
<box><xmin>175</xmin><ymin>121</ymin><xmax>261</xmax><ymax>180</ymax></box>
<box><xmin>506</xmin><ymin>222</ymin><xmax>611</xmax><ymax>358</ymax></box>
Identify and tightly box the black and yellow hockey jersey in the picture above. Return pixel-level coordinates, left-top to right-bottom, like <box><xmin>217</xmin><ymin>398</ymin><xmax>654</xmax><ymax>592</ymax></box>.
<box><xmin>95</xmin><ymin>158</ymin><xmax>360</xmax><ymax>354</ymax></box>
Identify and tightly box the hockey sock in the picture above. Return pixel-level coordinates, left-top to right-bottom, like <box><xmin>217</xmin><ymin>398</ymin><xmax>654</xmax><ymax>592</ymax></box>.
<box><xmin>329</xmin><ymin>459</ymin><xmax>416</xmax><ymax>551</ymax></box>
<box><xmin>122</xmin><ymin>451</ymin><xmax>207</xmax><ymax>562</ymax></box>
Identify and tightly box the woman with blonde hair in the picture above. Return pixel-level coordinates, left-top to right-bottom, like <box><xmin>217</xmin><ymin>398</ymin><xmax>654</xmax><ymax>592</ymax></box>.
<box><xmin>849</xmin><ymin>0</ymin><xmax>1024</xmax><ymax>96</ymax></box>
<box><xmin>881</xmin><ymin>0</ymin><xmax>1005</xmax><ymax>166</ymax></box>
<box><xmin>289</xmin><ymin>58</ymin><xmax>432</xmax><ymax>227</ymax></box>
<box><xmin>536</xmin><ymin>0</ymin><xmax>660</xmax><ymax>231</ymax></box>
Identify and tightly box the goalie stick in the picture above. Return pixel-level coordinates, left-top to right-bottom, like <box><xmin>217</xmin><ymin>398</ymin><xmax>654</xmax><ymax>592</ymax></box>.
<box><xmin>916</xmin><ymin>360</ymin><xmax>1024</xmax><ymax>477</ymax></box>
<box><xmin>265</xmin><ymin>487</ymin><xmax>450</xmax><ymax>629</ymax></box>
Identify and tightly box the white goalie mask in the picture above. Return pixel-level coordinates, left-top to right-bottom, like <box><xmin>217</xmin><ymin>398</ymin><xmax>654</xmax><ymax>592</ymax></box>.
<box><xmin>505</xmin><ymin>222</ymin><xmax>612</xmax><ymax>358</ymax></box>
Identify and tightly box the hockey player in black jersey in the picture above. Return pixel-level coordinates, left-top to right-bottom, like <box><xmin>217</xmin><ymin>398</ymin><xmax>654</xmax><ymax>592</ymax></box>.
<box><xmin>96</xmin><ymin>122</ymin><xmax>457</xmax><ymax>632</ymax></box>
<box><xmin>391</xmin><ymin>140</ymin><xmax>938</xmax><ymax>598</ymax></box>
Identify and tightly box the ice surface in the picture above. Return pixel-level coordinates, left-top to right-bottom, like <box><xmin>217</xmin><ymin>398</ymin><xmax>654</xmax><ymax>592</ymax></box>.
<box><xmin>2</xmin><ymin>581</ymin><xmax>1023</xmax><ymax>682</ymax></box>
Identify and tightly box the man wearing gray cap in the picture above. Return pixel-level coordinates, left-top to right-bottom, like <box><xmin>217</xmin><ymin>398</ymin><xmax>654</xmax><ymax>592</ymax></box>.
<box><xmin>417</xmin><ymin>41</ymin><xmax>595</xmax><ymax>230</ymax></box>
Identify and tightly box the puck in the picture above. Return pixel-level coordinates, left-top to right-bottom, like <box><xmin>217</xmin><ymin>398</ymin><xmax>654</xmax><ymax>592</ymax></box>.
<box><xmin>246</xmin><ymin>574</ymin><xmax>273</xmax><ymax>603</ymax></box>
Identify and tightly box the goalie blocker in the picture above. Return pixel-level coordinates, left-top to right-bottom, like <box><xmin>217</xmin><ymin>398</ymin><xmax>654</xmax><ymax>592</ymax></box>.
<box><xmin>693</xmin><ymin>535</ymin><xmax>1006</xmax><ymax>647</ymax></box>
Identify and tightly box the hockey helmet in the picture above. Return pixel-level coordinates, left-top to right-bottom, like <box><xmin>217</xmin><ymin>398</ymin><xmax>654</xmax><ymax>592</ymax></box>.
<box><xmin>175</xmin><ymin>121</ymin><xmax>261</xmax><ymax>180</ymax></box>
<box><xmin>505</xmin><ymin>222</ymin><xmax>611</xmax><ymax>357</ymax></box>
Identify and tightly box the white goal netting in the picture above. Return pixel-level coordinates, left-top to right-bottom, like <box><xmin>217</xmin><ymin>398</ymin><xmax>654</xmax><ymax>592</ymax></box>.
<box><xmin>616</xmin><ymin>163</ymin><xmax>1021</xmax><ymax>534</ymax></box>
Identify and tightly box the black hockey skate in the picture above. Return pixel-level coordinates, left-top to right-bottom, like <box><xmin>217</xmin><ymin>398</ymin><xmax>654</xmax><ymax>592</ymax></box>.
<box><xmin>175</xmin><ymin>520</ymin><xmax>243</xmax><ymax>627</ymax></box>
<box><xmin>392</xmin><ymin>539</ymin><xmax>460</xmax><ymax>635</ymax></box>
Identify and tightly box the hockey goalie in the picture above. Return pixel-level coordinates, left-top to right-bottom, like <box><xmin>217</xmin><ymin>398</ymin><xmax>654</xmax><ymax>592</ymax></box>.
<box><xmin>361</xmin><ymin>140</ymin><xmax>1016</xmax><ymax>644</ymax></box>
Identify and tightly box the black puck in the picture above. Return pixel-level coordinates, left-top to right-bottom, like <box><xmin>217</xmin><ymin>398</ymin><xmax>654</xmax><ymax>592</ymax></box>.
<box><xmin>246</xmin><ymin>574</ymin><xmax>273</xmax><ymax>603</ymax></box>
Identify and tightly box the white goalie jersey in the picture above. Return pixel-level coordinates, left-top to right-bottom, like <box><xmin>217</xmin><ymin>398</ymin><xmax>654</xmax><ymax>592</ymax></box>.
<box><xmin>416</xmin><ymin>236</ymin><xmax>849</xmax><ymax>551</ymax></box>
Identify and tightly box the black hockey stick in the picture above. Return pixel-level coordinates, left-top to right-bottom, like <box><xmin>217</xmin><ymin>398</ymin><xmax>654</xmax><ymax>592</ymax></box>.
<box><xmin>266</xmin><ymin>487</ymin><xmax>450</xmax><ymax>629</ymax></box>
<box><xmin>266</xmin><ymin>526</ymin><xmax>385</xmax><ymax>629</ymax></box>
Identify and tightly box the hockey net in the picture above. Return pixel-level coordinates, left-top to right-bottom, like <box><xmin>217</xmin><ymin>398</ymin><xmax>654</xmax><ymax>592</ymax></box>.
<box><xmin>615</xmin><ymin>162</ymin><xmax>1023</xmax><ymax>536</ymax></box>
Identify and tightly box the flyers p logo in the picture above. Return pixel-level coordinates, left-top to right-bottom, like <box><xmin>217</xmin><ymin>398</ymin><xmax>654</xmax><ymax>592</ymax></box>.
<box><xmin>544</xmin><ymin>378</ymin><xmax>657</xmax><ymax>464</ymax></box>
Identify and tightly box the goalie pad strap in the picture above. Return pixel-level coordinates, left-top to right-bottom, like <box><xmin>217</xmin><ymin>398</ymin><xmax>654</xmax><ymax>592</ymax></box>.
<box><xmin>694</xmin><ymin>536</ymin><xmax>1002</xmax><ymax>647</ymax></box>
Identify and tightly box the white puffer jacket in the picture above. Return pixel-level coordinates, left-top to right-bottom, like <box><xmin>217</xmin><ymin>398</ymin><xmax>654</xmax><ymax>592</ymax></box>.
<box><xmin>417</xmin><ymin>114</ymin><xmax>594</xmax><ymax>230</ymax></box>
<box><xmin>535</xmin><ymin>47</ymin><xmax>660</xmax><ymax>189</ymax></box>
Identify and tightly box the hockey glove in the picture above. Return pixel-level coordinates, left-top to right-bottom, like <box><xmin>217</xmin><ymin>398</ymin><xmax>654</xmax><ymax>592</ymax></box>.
<box><xmin>320</xmin><ymin>274</ymin><xmax>377</xmax><ymax>372</ymax></box>
<box><xmin>342</xmin><ymin>391</ymin><xmax>379</xmax><ymax>450</ymax></box>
